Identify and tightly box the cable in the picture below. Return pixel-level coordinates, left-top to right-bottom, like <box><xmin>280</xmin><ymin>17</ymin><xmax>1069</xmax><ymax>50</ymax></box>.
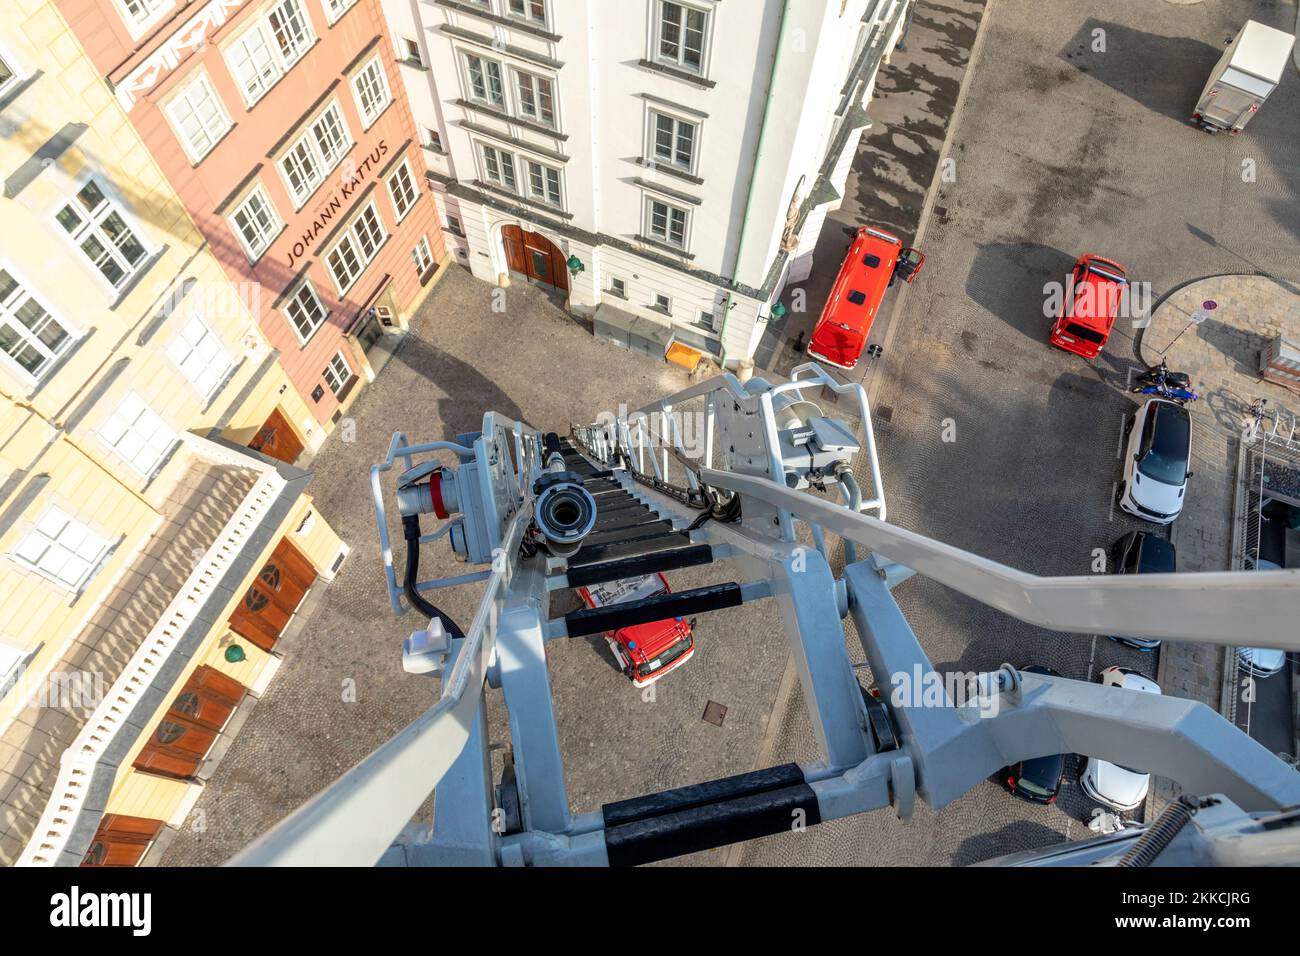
<box><xmin>401</xmin><ymin>514</ymin><xmax>466</xmax><ymax>641</ymax></box>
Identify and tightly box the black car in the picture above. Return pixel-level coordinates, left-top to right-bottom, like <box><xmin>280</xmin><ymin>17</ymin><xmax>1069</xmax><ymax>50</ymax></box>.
<box><xmin>1107</xmin><ymin>532</ymin><xmax>1176</xmax><ymax>650</ymax></box>
<box><xmin>1002</xmin><ymin>666</ymin><xmax>1067</xmax><ymax>804</ymax></box>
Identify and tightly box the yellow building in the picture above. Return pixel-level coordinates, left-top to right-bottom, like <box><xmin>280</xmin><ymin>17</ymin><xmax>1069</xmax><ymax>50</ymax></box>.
<box><xmin>0</xmin><ymin>1</ymin><xmax>347</xmax><ymax>867</ymax></box>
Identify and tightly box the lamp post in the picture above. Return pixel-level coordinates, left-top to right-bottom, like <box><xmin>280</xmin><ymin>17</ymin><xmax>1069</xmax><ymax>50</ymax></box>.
<box><xmin>566</xmin><ymin>254</ymin><xmax>585</xmax><ymax>279</ymax></box>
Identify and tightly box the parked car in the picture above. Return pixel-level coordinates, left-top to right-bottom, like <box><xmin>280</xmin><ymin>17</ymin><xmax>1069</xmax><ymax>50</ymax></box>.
<box><xmin>1236</xmin><ymin>559</ymin><xmax>1287</xmax><ymax>677</ymax></box>
<box><xmin>1106</xmin><ymin>532</ymin><xmax>1177</xmax><ymax>650</ymax></box>
<box><xmin>1118</xmin><ymin>398</ymin><xmax>1192</xmax><ymax>524</ymax></box>
<box><xmin>1080</xmin><ymin>666</ymin><xmax>1161</xmax><ymax>811</ymax></box>
<box><xmin>577</xmin><ymin>573</ymin><xmax>695</xmax><ymax>687</ymax></box>
<box><xmin>1002</xmin><ymin>665</ymin><xmax>1068</xmax><ymax>803</ymax></box>
<box><xmin>1048</xmin><ymin>254</ymin><xmax>1128</xmax><ymax>359</ymax></box>
<box><xmin>807</xmin><ymin>225</ymin><xmax>922</xmax><ymax>370</ymax></box>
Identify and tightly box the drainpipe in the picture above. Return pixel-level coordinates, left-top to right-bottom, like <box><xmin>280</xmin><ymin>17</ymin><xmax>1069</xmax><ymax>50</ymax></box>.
<box><xmin>719</xmin><ymin>0</ymin><xmax>793</xmax><ymax>370</ymax></box>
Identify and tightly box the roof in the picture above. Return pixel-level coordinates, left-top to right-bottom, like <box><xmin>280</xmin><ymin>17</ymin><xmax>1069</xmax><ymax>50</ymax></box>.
<box><xmin>1230</xmin><ymin>21</ymin><xmax>1296</xmax><ymax>84</ymax></box>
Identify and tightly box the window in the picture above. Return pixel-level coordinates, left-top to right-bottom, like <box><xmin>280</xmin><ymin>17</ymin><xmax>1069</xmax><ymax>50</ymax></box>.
<box><xmin>0</xmin><ymin>641</ymin><xmax>24</xmax><ymax>688</ymax></box>
<box><xmin>351</xmin><ymin>55</ymin><xmax>392</xmax><ymax>127</ymax></box>
<box><xmin>326</xmin><ymin>201</ymin><xmax>388</xmax><ymax>294</ymax></box>
<box><xmin>323</xmin><ymin>350</ymin><xmax>354</xmax><ymax>395</ymax></box>
<box><xmin>98</xmin><ymin>392</ymin><xmax>177</xmax><ymax>477</ymax></box>
<box><xmin>402</xmin><ymin>38</ymin><xmax>422</xmax><ymax>64</ymax></box>
<box><xmin>278</xmin><ymin>101</ymin><xmax>352</xmax><ymax>206</ymax></box>
<box><xmin>647</xmin><ymin>197</ymin><xmax>688</xmax><ymax>249</ymax></box>
<box><xmin>412</xmin><ymin>236</ymin><xmax>434</xmax><ymax>276</ymax></box>
<box><xmin>515</xmin><ymin>70</ymin><xmax>555</xmax><ymax>127</ymax></box>
<box><xmin>167</xmin><ymin>314</ymin><xmax>234</xmax><ymax>398</ymax></box>
<box><xmin>322</xmin><ymin>0</ymin><xmax>359</xmax><ymax>23</ymax></box>
<box><xmin>656</xmin><ymin>1</ymin><xmax>708</xmax><ymax>73</ymax></box>
<box><xmin>507</xmin><ymin>0</ymin><xmax>546</xmax><ymax>24</ymax></box>
<box><xmin>609</xmin><ymin>277</ymin><xmax>626</xmax><ymax>298</ymax></box>
<box><xmin>55</xmin><ymin>180</ymin><xmax>149</xmax><ymax>290</ymax></box>
<box><xmin>480</xmin><ymin>144</ymin><xmax>516</xmax><ymax>191</ymax></box>
<box><xmin>118</xmin><ymin>0</ymin><xmax>171</xmax><ymax>30</ymax></box>
<box><xmin>225</xmin><ymin>0</ymin><xmax>315</xmax><ymax>105</ymax></box>
<box><xmin>424</xmin><ymin>128</ymin><xmax>443</xmax><ymax>151</ymax></box>
<box><xmin>0</xmin><ymin>51</ymin><xmax>19</xmax><ymax>99</ymax></box>
<box><xmin>229</xmin><ymin>185</ymin><xmax>282</xmax><ymax>261</ymax></box>
<box><xmin>387</xmin><ymin>159</ymin><xmax>418</xmax><ymax>221</ymax></box>
<box><xmin>525</xmin><ymin>160</ymin><xmax>562</xmax><ymax>207</ymax></box>
<box><xmin>446</xmin><ymin>215</ymin><xmax>463</xmax><ymax>236</ymax></box>
<box><xmin>166</xmin><ymin>73</ymin><xmax>231</xmax><ymax>161</ymax></box>
<box><xmin>0</xmin><ymin>267</ymin><xmax>73</xmax><ymax>380</ymax></box>
<box><xmin>653</xmin><ymin>293</ymin><xmax>672</xmax><ymax>313</ymax></box>
<box><xmin>12</xmin><ymin>506</ymin><xmax>112</xmax><ymax>591</ymax></box>
<box><xmin>465</xmin><ymin>53</ymin><xmax>505</xmax><ymax>107</ymax></box>
<box><xmin>284</xmin><ymin>280</ymin><xmax>328</xmax><ymax>341</ymax></box>
<box><xmin>650</xmin><ymin>110</ymin><xmax>696</xmax><ymax>171</ymax></box>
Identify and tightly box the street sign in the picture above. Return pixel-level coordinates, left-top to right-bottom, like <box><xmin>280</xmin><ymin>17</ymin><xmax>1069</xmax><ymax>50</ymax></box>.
<box><xmin>1190</xmin><ymin>299</ymin><xmax>1217</xmax><ymax>325</ymax></box>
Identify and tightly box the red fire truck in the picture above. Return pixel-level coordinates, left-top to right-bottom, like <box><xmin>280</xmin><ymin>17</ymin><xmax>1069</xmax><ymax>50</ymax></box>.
<box><xmin>577</xmin><ymin>573</ymin><xmax>695</xmax><ymax>687</ymax></box>
<box><xmin>807</xmin><ymin>225</ymin><xmax>924</xmax><ymax>370</ymax></box>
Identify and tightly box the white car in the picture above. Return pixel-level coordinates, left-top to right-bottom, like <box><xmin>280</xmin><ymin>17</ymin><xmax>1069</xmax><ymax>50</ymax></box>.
<box><xmin>1236</xmin><ymin>559</ymin><xmax>1287</xmax><ymax>677</ymax></box>
<box><xmin>1118</xmin><ymin>398</ymin><xmax>1192</xmax><ymax>524</ymax></box>
<box><xmin>1080</xmin><ymin>666</ymin><xmax>1162</xmax><ymax>812</ymax></box>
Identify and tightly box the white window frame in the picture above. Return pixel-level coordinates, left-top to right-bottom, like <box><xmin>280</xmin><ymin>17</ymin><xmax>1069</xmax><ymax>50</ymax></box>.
<box><xmin>115</xmin><ymin>0</ymin><xmax>175</xmax><ymax>38</ymax></box>
<box><xmin>53</xmin><ymin>177</ymin><xmax>154</xmax><ymax>293</ymax></box>
<box><xmin>351</xmin><ymin>54</ymin><xmax>392</xmax><ymax>129</ymax></box>
<box><xmin>164</xmin><ymin>71</ymin><xmax>232</xmax><ymax>161</ymax></box>
<box><xmin>11</xmin><ymin>505</ymin><xmax>113</xmax><ymax>593</ymax></box>
<box><xmin>524</xmin><ymin>158</ymin><xmax>563</xmax><ymax>208</ymax></box>
<box><xmin>652</xmin><ymin>292</ymin><xmax>673</xmax><ymax>314</ymax></box>
<box><xmin>323</xmin><ymin>349</ymin><xmax>354</xmax><ymax>395</ymax></box>
<box><xmin>276</xmin><ymin>100</ymin><xmax>353</xmax><ymax>208</ymax></box>
<box><xmin>513</xmin><ymin>68</ymin><xmax>557</xmax><ymax>129</ymax></box>
<box><xmin>645</xmin><ymin>195</ymin><xmax>690</xmax><ymax>250</ymax></box>
<box><xmin>325</xmin><ymin>200</ymin><xmax>388</xmax><ymax>296</ymax></box>
<box><xmin>463</xmin><ymin>52</ymin><xmax>506</xmax><ymax>108</ymax></box>
<box><xmin>0</xmin><ymin>46</ymin><xmax>25</xmax><ymax>101</ymax></box>
<box><xmin>647</xmin><ymin>107</ymin><xmax>698</xmax><ymax>173</ymax></box>
<box><xmin>608</xmin><ymin>276</ymin><xmax>627</xmax><ymax>298</ymax></box>
<box><xmin>0</xmin><ymin>641</ymin><xmax>25</xmax><ymax>689</ymax></box>
<box><xmin>653</xmin><ymin>0</ymin><xmax>711</xmax><ymax>75</ymax></box>
<box><xmin>0</xmin><ymin>263</ymin><xmax>77</xmax><ymax>383</ymax></box>
<box><xmin>284</xmin><ymin>278</ymin><xmax>329</xmax><ymax>344</ymax></box>
<box><xmin>478</xmin><ymin>143</ymin><xmax>517</xmax><ymax>192</ymax></box>
<box><xmin>412</xmin><ymin>235</ymin><xmax>434</xmax><ymax>276</ymax></box>
<box><xmin>506</xmin><ymin>0</ymin><xmax>548</xmax><ymax>27</ymax></box>
<box><xmin>386</xmin><ymin>158</ymin><xmax>418</xmax><ymax>222</ymax></box>
<box><xmin>321</xmin><ymin>0</ymin><xmax>359</xmax><ymax>24</ymax></box>
<box><xmin>228</xmin><ymin>184</ymin><xmax>283</xmax><ymax>262</ymax></box>
<box><xmin>167</xmin><ymin>313</ymin><xmax>235</xmax><ymax>399</ymax></box>
<box><xmin>224</xmin><ymin>0</ymin><xmax>316</xmax><ymax>107</ymax></box>
<box><xmin>97</xmin><ymin>391</ymin><xmax>178</xmax><ymax>478</ymax></box>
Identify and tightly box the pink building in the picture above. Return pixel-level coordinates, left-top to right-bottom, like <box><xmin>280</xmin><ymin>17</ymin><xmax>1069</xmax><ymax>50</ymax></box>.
<box><xmin>58</xmin><ymin>0</ymin><xmax>447</xmax><ymax>456</ymax></box>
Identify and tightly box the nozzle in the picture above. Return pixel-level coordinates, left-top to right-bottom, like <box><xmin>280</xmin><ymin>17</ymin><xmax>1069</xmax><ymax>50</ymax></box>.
<box><xmin>533</xmin><ymin>471</ymin><xmax>597</xmax><ymax>558</ymax></box>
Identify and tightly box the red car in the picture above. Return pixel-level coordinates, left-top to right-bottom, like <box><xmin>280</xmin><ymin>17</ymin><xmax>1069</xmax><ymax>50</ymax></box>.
<box><xmin>807</xmin><ymin>226</ymin><xmax>923</xmax><ymax>370</ymax></box>
<box><xmin>1048</xmin><ymin>254</ymin><xmax>1128</xmax><ymax>359</ymax></box>
<box><xmin>578</xmin><ymin>573</ymin><xmax>695</xmax><ymax>687</ymax></box>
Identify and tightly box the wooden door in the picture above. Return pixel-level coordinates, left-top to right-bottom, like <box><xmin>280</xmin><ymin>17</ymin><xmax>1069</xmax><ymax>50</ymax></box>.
<box><xmin>132</xmin><ymin>665</ymin><xmax>246</xmax><ymax>780</ymax></box>
<box><xmin>81</xmin><ymin>814</ymin><xmax>165</xmax><ymax>867</ymax></box>
<box><xmin>228</xmin><ymin>538</ymin><xmax>317</xmax><ymax>652</ymax></box>
<box><xmin>501</xmin><ymin>225</ymin><xmax>569</xmax><ymax>293</ymax></box>
<box><xmin>249</xmin><ymin>407</ymin><xmax>304</xmax><ymax>464</ymax></box>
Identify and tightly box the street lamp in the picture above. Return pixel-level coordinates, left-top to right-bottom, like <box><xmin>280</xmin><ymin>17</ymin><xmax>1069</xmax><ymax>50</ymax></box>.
<box><xmin>771</xmin><ymin>301</ymin><xmax>787</xmax><ymax>320</ymax></box>
<box><xmin>566</xmin><ymin>254</ymin><xmax>585</xmax><ymax>278</ymax></box>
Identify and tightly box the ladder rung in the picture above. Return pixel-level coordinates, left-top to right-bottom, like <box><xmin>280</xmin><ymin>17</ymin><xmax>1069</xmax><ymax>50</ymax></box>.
<box><xmin>593</xmin><ymin>498</ymin><xmax>642</xmax><ymax>515</ymax></box>
<box><xmin>569</xmin><ymin>532</ymin><xmax>692</xmax><ymax>566</ymax></box>
<box><xmin>583</xmin><ymin>521</ymin><xmax>676</xmax><ymax>547</ymax></box>
<box><xmin>563</xmin><ymin>543</ymin><xmax>716</xmax><ymax>589</ymax></box>
<box><xmin>592</xmin><ymin>507</ymin><xmax>654</xmax><ymax>530</ymax></box>
<box><xmin>562</xmin><ymin>582</ymin><xmax>743</xmax><ymax>637</ymax></box>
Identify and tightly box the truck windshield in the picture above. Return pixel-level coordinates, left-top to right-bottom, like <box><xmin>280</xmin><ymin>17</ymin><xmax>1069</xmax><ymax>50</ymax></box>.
<box><xmin>638</xmin><ymin>634</ymin><xmax>691</xmax><ymax>676</ymax></box>
<box><xmin>1065</xmin><ymin>322</ymin><xmax>1106</xmax><ymax>344</ymax></box>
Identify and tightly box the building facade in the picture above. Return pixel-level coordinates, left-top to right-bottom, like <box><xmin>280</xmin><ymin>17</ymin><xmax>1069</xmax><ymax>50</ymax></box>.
<box><xmin>0</xmin><ymin>0</ymin><xmax>347</xmax><ymax>867</ymax></box>
<box><xmin>383</xmin><ymin>0</ymin><xmax>911</xmax><ymax>368</ymax></box>
<box><xmin>57</xmin><ymin>0</ymin><xmax>449</xmax><ymax>452</ymax></box>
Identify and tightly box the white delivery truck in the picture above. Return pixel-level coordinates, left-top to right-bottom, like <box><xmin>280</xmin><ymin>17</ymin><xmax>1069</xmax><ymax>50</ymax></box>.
<box><xmin>1192</xmin><ymin>19</ymin><xmax>1295</xmax><ymax>134</ymax></box>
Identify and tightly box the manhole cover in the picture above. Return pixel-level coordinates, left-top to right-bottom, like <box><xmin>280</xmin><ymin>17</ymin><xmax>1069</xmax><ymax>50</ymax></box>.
<box><xmin>702</xmin><ymin>700</ymin><xmax>728</xmax><ymax>726</ymax></box>
<box><xmin>877</xmin><ymin>405</ymin><xmax>894</xmax><ymax>423</ymax></box>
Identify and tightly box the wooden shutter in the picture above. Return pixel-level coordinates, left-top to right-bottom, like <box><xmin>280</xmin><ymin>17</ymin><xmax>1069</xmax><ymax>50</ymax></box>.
<box><xmin>228</xmin><ymin>538</ymin><xmax>317</xmax><ymax>652</ymax></box>
<box><xmin>249</xmin><ymin>407</ymin><xmax>305</xmax><ymax>464</ymax></box>
<box><xmin>132</xmin><ymin>665</ymin><xmax>247</xmax><ymax>781</ymax></box>
<box><xmin>81</xmin><ymin>814</ymin><xmax>164</xmax><ymax>867</ymax></box>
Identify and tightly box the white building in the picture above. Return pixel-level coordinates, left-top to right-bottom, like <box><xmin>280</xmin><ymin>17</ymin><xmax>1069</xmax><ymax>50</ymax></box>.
<box><xmin>381</xmin><ymin>0</ymin><xmax>911</xmax><ymax>367</ymax></box>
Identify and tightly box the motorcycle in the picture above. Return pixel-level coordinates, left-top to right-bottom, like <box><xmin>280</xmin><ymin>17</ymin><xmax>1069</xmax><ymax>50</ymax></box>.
<box><xmin>1131</xmin><ymin>380</ymin><xmax>1200</xmax><ymax>404</ymax></box>
<box><xmin>1133</xmin><ymin>358</ymin><xmax>1192</xmax><ymax>391</ymax></box>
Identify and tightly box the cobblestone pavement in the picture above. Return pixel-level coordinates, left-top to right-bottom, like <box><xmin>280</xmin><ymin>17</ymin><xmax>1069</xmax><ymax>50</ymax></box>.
<box><xmin>162</xmin><ymin>267</ymin><xmax>793</xmax><ymax>864</ymax></box>
<box><xmin>738</xmin><ymin>0</ymin><xmax>1300</xmax><ymax>865</ymax></box>
<box><xmin>1137</xmin><ymin>274</ymin><xmax>1300</xmax><ymax>786</ymax></box>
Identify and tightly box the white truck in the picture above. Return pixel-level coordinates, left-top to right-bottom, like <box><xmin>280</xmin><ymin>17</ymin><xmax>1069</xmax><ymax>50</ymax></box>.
<box><xmin>1192</xmin><ymin>19</ymin><xmax>1294</xmax><ymax>134</ymax></box>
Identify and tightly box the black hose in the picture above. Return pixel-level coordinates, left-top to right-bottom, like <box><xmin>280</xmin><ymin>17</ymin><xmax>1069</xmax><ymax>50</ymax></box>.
<box><xmin>401</xmin><ymin>514</ymin><xmax>466</xmax><ymax>641</ymax></box>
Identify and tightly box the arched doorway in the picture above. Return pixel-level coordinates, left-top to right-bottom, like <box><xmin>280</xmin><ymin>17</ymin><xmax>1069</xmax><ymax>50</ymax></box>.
<box><xmin>501</xmin><ymin>224</ymin><xmax>569</xmax><ymax>293</ymax></box>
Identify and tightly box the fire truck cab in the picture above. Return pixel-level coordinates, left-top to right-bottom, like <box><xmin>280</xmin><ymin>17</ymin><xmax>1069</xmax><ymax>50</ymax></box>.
<box><xmin>578</xmin><ymin>573</ymin><xmax>695</xmax><ymax>687</ymax></box>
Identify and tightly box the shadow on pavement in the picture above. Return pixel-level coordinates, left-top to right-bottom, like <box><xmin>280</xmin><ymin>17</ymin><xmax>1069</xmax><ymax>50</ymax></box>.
<box><xmin>964</xmin><ymin>241</ymin><xmax>1073</xmax><ymax>341</ymax></box>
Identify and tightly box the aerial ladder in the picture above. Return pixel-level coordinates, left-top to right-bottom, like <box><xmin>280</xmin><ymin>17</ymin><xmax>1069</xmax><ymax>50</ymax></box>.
<box><xmin>235</xmin><ymin>364</ymin><xmax>1300</xmax><ymax>867</ymax></box>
